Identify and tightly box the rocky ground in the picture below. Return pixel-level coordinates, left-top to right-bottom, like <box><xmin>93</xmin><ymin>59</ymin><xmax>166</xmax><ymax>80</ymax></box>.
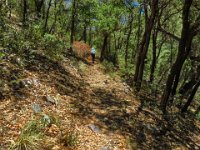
<box><xmin>0</xmin><ymin>53</ymin><xmax>200</xmax><ymax>150</ymax></box>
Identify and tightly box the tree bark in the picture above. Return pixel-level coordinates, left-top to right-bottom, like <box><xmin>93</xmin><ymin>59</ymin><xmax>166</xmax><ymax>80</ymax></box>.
<box><xmin>125</xmin><ymin>13</ymin><xmax>134</xmax><ymax>68</ymax></box>
<box><xmin>80</xmin><ymin>19</ymin><xmax>87</xmax><ymax>43</ymax></box>
<box><xmin>160</xmin><ymin>0</ymin><xmax>193</xmax><ymax>113</ymax></box>
<box><xmin>179</xmin><ymin>65</ymin><xmax>200</xmax><ymax>95</ymax></box>
<box><xmin>181</xmin><ymin>80</ymin><xmax>200</xmax><ymax>113</ymax></box>
<box><xmin>70</xmin><ymin>0</ymin><xmax>76</xmax><ymax>50</ymax></box>
<box><xmin>100</xmin><ymin>33</ymin><xmax>109</xmax><ymax>62</ymax></box>
<box><xmin>44</xmin><ymin>0</ymin><xmax>52</xmax><ymax>33</ymax></box>
<box><xmin>34</xmin><ymin>0</ymin><xmax>44</xmax><ymax>18</ymax></box>
<box><xmin>134</xmin><ymin>0</ymin><xmax>158</xmax><ymax>90</ymax></box>
<box><xmin>22</xmin><ymin>0</ymin><xmax>27</xmax><ymax>26</ymax></box>
<box><xmin>149</xmin><ymin>26</ymin><xmax>158</xmax><ymax>83</ymax></box>
<box><xmin>50</xmin><ymin>0</ymin><xmax>62</xmax><ymax>33</ymax></box>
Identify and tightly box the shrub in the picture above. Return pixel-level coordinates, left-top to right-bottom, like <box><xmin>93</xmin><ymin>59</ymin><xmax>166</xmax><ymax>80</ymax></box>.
<box><xmin>102</xmin><ymin>60</ymin><xmax>115</xmax><ymax>73</ymax></box>
<box><xmin>9</xmin><ymin>113</ymin><xmax>60</xmax><ymax>150</ymax></box>
<box><xmin>43</xmin><ymin>33</ymin><xmax>66</xmax><ymax>60</ymax></box>
<box><xmin>9</xmin><ymin>119</ymin><xmax>43</xmax><ymax>150</ymax></box>
<box><xmin>61</xmin><ymin>130</ymin><xmax>79</xmax><ymax>148</ymax></box>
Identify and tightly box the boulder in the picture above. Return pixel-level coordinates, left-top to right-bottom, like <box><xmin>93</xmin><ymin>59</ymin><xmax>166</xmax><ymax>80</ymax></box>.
<box><xmin>31</xmin><ymin>103</ymin><xmax>42</xmax><ymax>113</ymax></box>
<box><xmin>46</xmin><ymin>95</ymin><xmax>57</xmax><ymax>105</ymax></box>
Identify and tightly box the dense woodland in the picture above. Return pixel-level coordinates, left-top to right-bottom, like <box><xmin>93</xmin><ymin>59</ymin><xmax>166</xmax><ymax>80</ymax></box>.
<box><xmin>0</xmin><ymin>0</ymin><xmax>200</xmax><ymax>149</ymax></box>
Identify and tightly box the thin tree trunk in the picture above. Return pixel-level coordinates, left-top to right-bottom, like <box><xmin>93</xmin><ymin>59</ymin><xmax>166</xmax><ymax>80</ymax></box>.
<box><xmin>80</xmin><ymin>19</ymin><xmax>87</xmax><ymax>43</ymax></box>
<box><xmin>100</xmin><ymin>33</ymin><xmax>109</xmax><ymax>62</ymax></box>
<box><xmin>22</xmin><ymin>0</ymin><xmax>27</xmax><ymax>26</ymax></box>
<box><xmin>50</xmin><ymin>0</ymin><xmax>62</xmax><ymax>33</ymax></box>
<box><xmin>179</xmin><ymin>65</ymin><xmax>200</xmax><ymax>95</ymax></box>
<box><xmin>135</xmin><ymin>9</ymin><xmax>142</xmax><ymax>63</ymax></box>
<box><xmin>34</xmin><ymin>0</ymin><xmax>44</xmax><ymax>18</ymax></box>
<box><xmin>160</xmin><ymin>0</ymin><xmax>193</xmax><ymax>113</ymax></box>
<box><xmin>149</xmin><ymin>27</ymin><xmax>158</xmax><ymax>83</ymax></box>
<box><xmin>181</xmin><ymin>80</ymin><xmax>200</xmax><ymax>113</ymax></box>
<box><xmin>125</xmin><ymin>13</ymin><xmax>134</xmax><ymax>68</ymax></box>
<box><xmin>70</xmin><ymin>0</ymin><xmax>76</xmax><ymax>50</ymax></box>
<box><xmin>8</xmin><ymin>0</ymin><xmax>12</xmax><ymax>19</ymax></box>
<box><xmin>89</xmin><ymin>25</ymin><xmax>92</xmax><ymax>45</ymax></box>
<box><xmin>134</xmin><ymin>0</ymin><xmax>158</xmax><ymax>90</ymax></box>
<box><xmin>44</xmin><ymin>0</ymin><xmax>52</xmax><ymax>33</ymax></box>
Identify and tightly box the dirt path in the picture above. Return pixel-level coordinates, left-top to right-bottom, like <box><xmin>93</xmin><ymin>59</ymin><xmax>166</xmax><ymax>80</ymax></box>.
<box><xmin>71</xmin><ymin>62</ymin><xmax>200</xmax><ymax>150</ymax></box>
<box><xmin>68</xmin><ymin>63</ymin><xmax>141</xmax><ymax>150</ymax></box>
<box><xmin>1</xmin><ymin>56</ymin><xmax>199</xmax><ymax>150</ymax></box>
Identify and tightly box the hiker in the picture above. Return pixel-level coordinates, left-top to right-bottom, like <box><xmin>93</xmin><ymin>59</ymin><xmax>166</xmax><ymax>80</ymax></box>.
<box><xmin>91</xmin><ymin>46</ymin><xmax>96</xmax><ymax>63</ymax></box>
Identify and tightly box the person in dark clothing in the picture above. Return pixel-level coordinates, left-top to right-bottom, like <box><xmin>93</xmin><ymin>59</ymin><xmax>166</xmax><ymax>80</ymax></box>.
<box><xmin>91</xmin><ymin>47</ymin><xmax>96</xmax><ymax>63</ymax></box>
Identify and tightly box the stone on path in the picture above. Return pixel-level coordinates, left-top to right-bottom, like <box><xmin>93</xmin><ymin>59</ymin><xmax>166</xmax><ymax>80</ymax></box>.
<box><xmin>31</xmin><ymin>103</ymin><xmax>42</xmax><ymax>113</ymax></box>
<box><xmin>46</xmin><ymin>95</ymin><xmax>57</xmax><ymax>105</ymax></box>
<box><xmin>88</xmin><ymin>124</ymin><xmax>101</xmax><ymax>133</ymax></box>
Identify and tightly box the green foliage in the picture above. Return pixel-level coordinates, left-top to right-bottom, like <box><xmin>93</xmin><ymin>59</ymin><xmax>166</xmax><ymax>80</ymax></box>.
<box><xmin>43</xmin><ymin>33</ymin><xmax>66</xmax><ymax>60</ymax></box>
<box><xmin>196</xmin><ymin>112</ymin><xmax>200</xmax><ymax>120</ymax></box>
<box><xmin>9</xmin><ymin>114</ymin><xmax>61</xmax><ymax>150</ymax></box>
<box><xmin>61</xmin><ymin>130</ymin><xmax>79</xmax><ymax>148</ymax></box>
<box><xmin>9</xmin><ymin>119</ymin><xmax>44</xmax><ymax>150</ymax></box>
<box><xmin>9</xmin><ymin>132</ymin><xmax>43</xmax><ymax>150</ymax></box>
<box><xmin>41</xmin><ymin>113</ymin><xmax>61</xmax><ymax>127</ymax></box>
<box><xmin>9</xmin><ymin>113</ymin><xmax>60</xmax><ymax>150</ymax></box>
<box><xmin>0</xmin><ymin>51</ymin><xmax>5</xmax><ymax>59</ymax></box>
<box><xmin>126</xmin><ymin>138</ymin><xmax>137</xmax><ymax>149</ymax></box>
<box><xmin>102</xmin><ymin>60</ymin><xmax>115</xmax><ymax>73</ymax></box>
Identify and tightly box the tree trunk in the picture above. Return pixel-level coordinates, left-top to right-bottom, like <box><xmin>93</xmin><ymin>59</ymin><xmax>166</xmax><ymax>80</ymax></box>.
<box><xmin>134</xmin><ymin>9</ymin><xmax>142</xmax><ymax>63</ymax></box>
<box><xmin>34</xmin><ymin>0</ymin><xmax>44</xmax><ymax>18</ymax></box>
<box><xmin>100</xmin><ymin>33</ymin><xmax>109</xmax><ymax>62</ymax></box>
<box><xmin>134</xmin><ymin>0</ymin><xmax>158</xmax><ymax>90</ymax></box>
<box><xmin>22</xmin><ymin>0</ymin><xmax>27</xmax><ymax>26</ymax></box>
<box><xmin>149</xmin><ymin>27</ymin><xmax>158</xmax><ymax>83</ymax></box>
<box><xmin>44</xmin><ymin>0</ymin><xmax>52</xmax><ymax>33</ymax></box>
<box><xmin>8</xmin><ymin>0</ymin><xmax>12</xmax><ymax>19</ymax></box>
<box><xmin>125</xmin><ymin>13</ymin><xmax>134</xmax><ymax>68</ymax></box>
<box><xmin>70</xmin><ymin>0</ymin><xmax>76</xmax><ymax>50</ymax></box>
<box><xmin>160</xmin><ymin>0</ymin><xmax>193</xmax><ymax>113</ymax></box>
<box><xmin>50</xmin><ymin>0</ymin><xmax>62</xmax><ymax>33</ymax></box>
<box><xmin>179</xmin><ymin>65</ymin><xmax>200</xmax><ymax>95</ymax></box>
<box><xmin>80</xmin><ymin>19</ymin><xmax>87</xmax><ymax>43</ymax></box>
<box><xmin>181</xmin><ymin>80</ymin><xmax>200</xmax><ymax>113</ymax></box>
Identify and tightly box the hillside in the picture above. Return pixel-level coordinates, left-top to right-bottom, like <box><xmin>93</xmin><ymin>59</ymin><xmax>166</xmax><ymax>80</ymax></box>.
<box><xmin>0</xmin><ymin>0</ymin><xmax>200</xmax><ymax>150</ymax></box>
<box><xmin>0</xmin><ymin>52</ymin><xmax>200</xmax><ymax>150</ymax></box>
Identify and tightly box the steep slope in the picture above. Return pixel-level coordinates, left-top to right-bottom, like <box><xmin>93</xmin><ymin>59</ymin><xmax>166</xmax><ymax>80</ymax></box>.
<box><xmin>0</xmin><ymin>53</ymin><xmax>200</xmax><ymax>150</ymax></box>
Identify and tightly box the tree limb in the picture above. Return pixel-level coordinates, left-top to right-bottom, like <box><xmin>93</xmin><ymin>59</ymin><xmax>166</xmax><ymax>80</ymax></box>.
<box><xmin>157</xmin><ymin>27</ymin><xmax>180</xmax><ymax>41</ymax></box>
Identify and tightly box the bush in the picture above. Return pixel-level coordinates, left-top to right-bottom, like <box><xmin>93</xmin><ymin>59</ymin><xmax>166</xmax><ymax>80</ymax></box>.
<box><xmin>43</xmin><ymin>33</ymin><xmax>66</xmax><ymax>60</ymax></box>
<box><xmin>9</xmin><ymin>119</ymin><xmax>43</xmax><ymax>150</ymax></box>
<box><xmin>102</xmin><ymin>60</ymin><xmax>115</xmax><ymax>73</ymax></box>
<box><xmin>61</xmin><ymin>130</ymin><xmax>79</xmax><ymax>148</ymax></box>
<box><xmin>9</xmin><ymin>113</ymin><xmax>59</xmax><ymax>150</ymax></box>
<box><xmin>9</xmin><ymin>132</ymin><xmax>43</xmax><ymax>150</ymax></box>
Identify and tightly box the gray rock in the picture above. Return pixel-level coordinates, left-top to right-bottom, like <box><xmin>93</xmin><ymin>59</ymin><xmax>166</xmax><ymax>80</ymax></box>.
<box><xmin>42</xmin><ymin>114</ymin><xmax>51</xmax><ymax>126</ymax></box>
<box><xmin>46</xmin><ymin>95</ymin><xmax>56</xmax><ymax>105</ymax></box>
<box><xmin>44</xmin><ymin>65</ymin><xmax>49</xmax><ymax>70</ymax></box>
<box><xmin>16</xmin><ymin>57</ymin><xmax>23</xmax><ymax>66</ymax></box>
<box><xmin>32</xmin><ymin>79</ymin><xmax>39</xmax><ymax>86</ymax></box>
<box><xmin>100</xmin><ymin>146</ymin><xmax>111</xmax><ymax>150</ymax></box>
<box><xmin>88</xmin><ymin>124</ymin><xmax>100</xmax><ymax>133</ymax></box>
<box><xmin>124</xmin><ymin>88</ymin><xmax>129</xmax><ymax>94</ymax></box>
<box><xmin>20</xmin><ymin>79</ymin><xmax>33</xmax><ymax>88</ymax></box>
<box><xmin>31</xmin><ymin>103</ymin><xmax>42</xmax><ymax>113</ymax></box>
<box><xmin>15</xmin><ymin>92</ymin><xmax>26</xmax><ymax>99</ymax></box>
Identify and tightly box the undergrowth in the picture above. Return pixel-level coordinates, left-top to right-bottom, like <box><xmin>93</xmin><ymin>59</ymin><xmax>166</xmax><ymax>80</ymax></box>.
<box><xmin>9</xmin><ymin>113</ymin><xmax>60</xmax><ymax>150</ymax></box>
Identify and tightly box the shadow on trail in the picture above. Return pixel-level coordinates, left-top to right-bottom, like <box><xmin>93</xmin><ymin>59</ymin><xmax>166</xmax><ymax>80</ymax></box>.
<box><xmin>12</xmin><ymin>52</ymin><xmax>199</xmax><ymax>150</ymax></box>
<box><xmin>72</xmin><ymin>87</ymin><xmax>200</xmax><ymax>150</ymax></box>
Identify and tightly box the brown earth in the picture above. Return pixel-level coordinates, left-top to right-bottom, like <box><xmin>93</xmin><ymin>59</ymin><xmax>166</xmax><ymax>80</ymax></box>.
<box><xmin>0</xmin><ymin>53</ymin><xmax>200</xmax><ymax>150</ymax></box>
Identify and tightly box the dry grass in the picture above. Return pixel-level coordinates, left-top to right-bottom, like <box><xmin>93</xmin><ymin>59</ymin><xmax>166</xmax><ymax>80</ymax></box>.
<box><xmin>72</xmin><ymin>41</ymin><xmax>92</xmax><ymax>60</ymax></box>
